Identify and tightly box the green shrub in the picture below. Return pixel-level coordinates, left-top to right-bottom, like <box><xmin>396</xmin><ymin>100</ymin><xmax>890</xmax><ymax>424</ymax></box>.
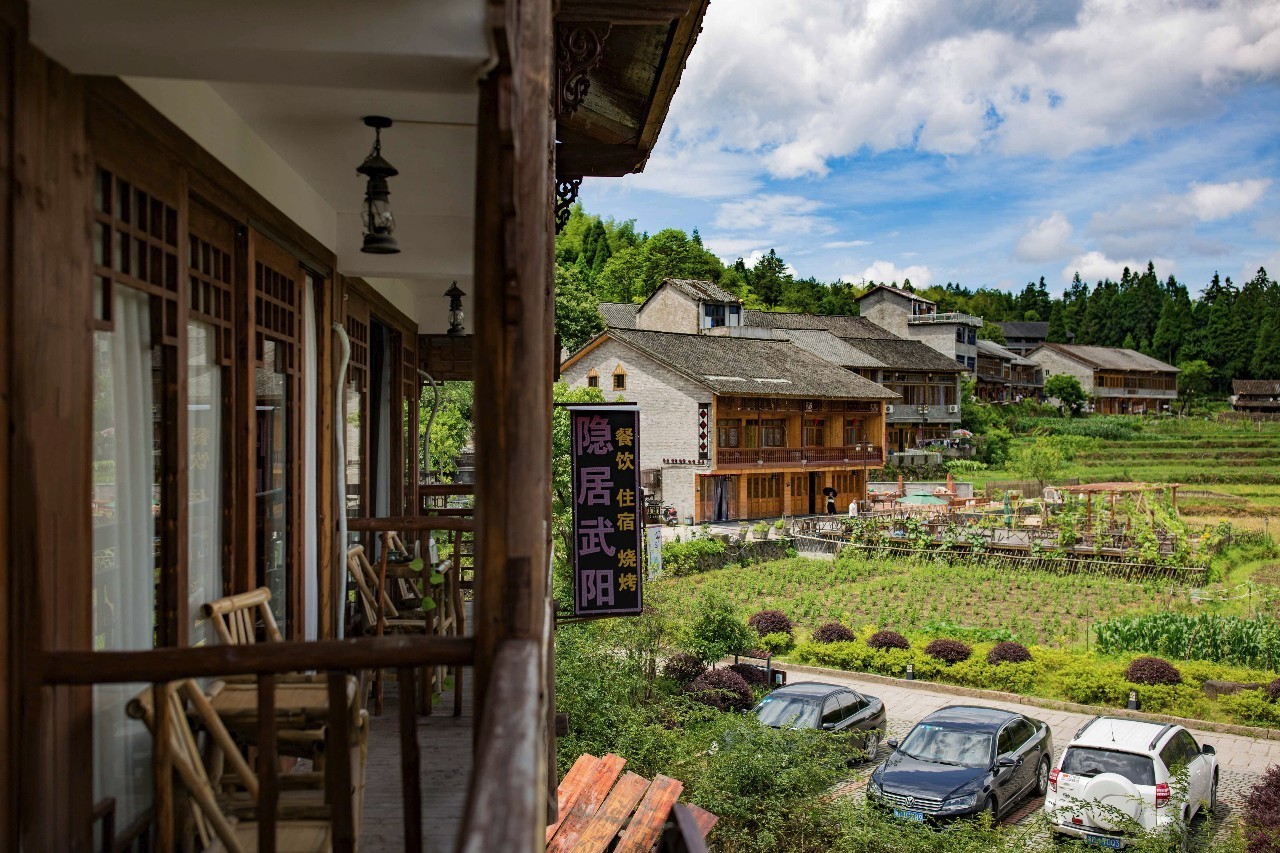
<box><xmin>1095</xmin><ymin>612</ymin><xmax>1280</xmax><ymax>670</ymax></box>
<box><xmin>758</xmin><ymin>632</ymin><xmax>794</xmax><ymax>656</ymax></box>
<box><xmin>661</xmin><ymin>536</ymin><xmax>727</xmax><ymax>577</ymax></box>
<box><xmin>1056</xmin><ymin>661</ymin><xmax>1130</xmax><ymax>706</ymax></box>
<box><xmin>1221</xmin><ymin>690</ymin><xmax>1280</xmax><ymax>728</ymax></box>
<box><xmin>688</xmin><ymin>592</ymin><xmax>753</xmax><ymax>664</ymax></box>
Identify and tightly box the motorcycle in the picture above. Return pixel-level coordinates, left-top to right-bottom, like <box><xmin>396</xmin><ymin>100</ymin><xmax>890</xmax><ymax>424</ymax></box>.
<box><xmin>661</xmin><ymin>505</ymin><xmax>680</xmax><ymax>526</ymax></box>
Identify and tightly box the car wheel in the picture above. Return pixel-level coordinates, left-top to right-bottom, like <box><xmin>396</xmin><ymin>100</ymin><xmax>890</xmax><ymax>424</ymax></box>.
<box><xmin>1035</xmin><ymin>755</ymin><xmax>1051</xmax><ymax>797</ymax></box>
<box><xmin>863</xmin><ymin>730</ymin><xmax>881</xmax><ymax>763</ymax></box>
<box><xmin>986</xmin><ymin>797</ymin><xmax>999</xmax><ymax>823</ymax></box>
<box><xmin>1177</xmin><ymin>810</ymin><xmax>1190</xmax><ymax>853</ymax></box>
<box><xmin>1209</xmin><ymin>771</ymin><xmax>1219</xmax><ymax>814</ymax></box>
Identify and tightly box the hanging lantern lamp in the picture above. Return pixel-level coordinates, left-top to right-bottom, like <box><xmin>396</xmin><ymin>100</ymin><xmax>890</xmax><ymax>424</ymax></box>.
<box><xmin>357</xmin><ymin>116</ymin><xmax>400</xmax><ymax>255</ymax></box>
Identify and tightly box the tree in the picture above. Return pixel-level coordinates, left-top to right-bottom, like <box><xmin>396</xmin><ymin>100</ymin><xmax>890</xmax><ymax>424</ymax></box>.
<box><xmin>421</xmin><ymin>381</ymin><xmax>473</xmax><ymax>479</ymax></box>
<box><xmin>1176</xmin><ymin>359</ymin><xmax>1214</xmax><ymax>415</ymax></box>
<box><xmin>1010</xmin><ymin>440</ymin><xmax>1065</xmax><ymax>490</ymax></box>
<box><xmin>977</xmin><ymin>321</ymin><xmax>1007</xmax><ymax>344</ymax></box>
<box><xmin>686</xmin><ymin>591</ymin><xmax>753</xmax><ymax>664</ymax></box>
<box><xmin>1044</xmin><ymin>374</ymin><xmax>1087</xmax><ymax>416</ymax></box>
<box><xmin>1252</xmin><ymin>302</ymin><xmax>1280</xmax><ymax>379</ymax></box>
<box><xmin>554</xmin><ymin>264</ymin><xmax>606</xmax><ymax>353</ymax></box>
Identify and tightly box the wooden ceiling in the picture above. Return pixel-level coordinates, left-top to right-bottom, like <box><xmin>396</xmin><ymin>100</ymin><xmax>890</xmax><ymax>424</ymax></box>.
<box><xmin>554</xmin><ymin>0</ymin><xmax>709</xmax><ymax>178</ymax></box>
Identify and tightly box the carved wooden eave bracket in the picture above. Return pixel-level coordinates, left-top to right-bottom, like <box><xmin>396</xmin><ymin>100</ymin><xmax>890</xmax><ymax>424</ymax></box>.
<box><xmin>554</xmin><ymin>176</ymin><xmax>582</xmax><ymax>233</ymax></box>
<box><xmin>555</xmin><ymin>22</ymin><xmax>611</xmax><ymax>118</ymax></box>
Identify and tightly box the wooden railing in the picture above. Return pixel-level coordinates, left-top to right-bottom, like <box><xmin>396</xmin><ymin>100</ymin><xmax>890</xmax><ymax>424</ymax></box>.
<box><xmin>40</xmin><ymin>634</ymin><xmax>473</xmax><ymax>853</ymax></box>
<box><xmin>715</xmin><ymin>445</ymin><xmax>882</xmax><ymax>468</ymax></box>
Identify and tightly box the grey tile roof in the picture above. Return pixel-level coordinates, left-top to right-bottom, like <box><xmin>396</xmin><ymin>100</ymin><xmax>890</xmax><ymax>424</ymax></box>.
<box><xmin>1233</xmin><ymin>379</ymin><xmax>1280</xmax><ymax>395</ymax></box>
<box><xmin>999</xmin><ymin>321</ymin><xmax>1049</xmax><ymax>339</ymax></box>
<box><xmin>605</xmin><ymin>328</ymin><xmax>898</xmax><ymax>400</ymax></box>
<box><xmin>856</xmin><ymin>283</ymin><xmax>935</xmax><ymax>305</ymax></box>
<box><xmin>977</xmin><ymin>338</ymin><xmax>1037</xmax><ymax>366</ymax></box>
<box><xmin>1030</xmin><ymin>343</ymin><xmax>1179</xmax><ymax>373</ymax></box>
<box><xmin>662</xmin><ymin>278</ymin><xmax>741</xmax><ymax>304</ymax></box>
<box><xmin>598</xmin><ymin>301</ymin><xmax>638</xmax><ymax>328</ymax></box>
<box><xmin>742</xmin><ymin>309</ymin><xmax>898</xmax><ymax>339</ymax></box>
<box><xmin>776</xmin><ymin>329</ymin><xmax>886</xmax><ymax>369</ymax></box>
<box><xmin>837</xmin><ymin>337</ymin><xmax>967</xmax><ymax>373</ymax></box>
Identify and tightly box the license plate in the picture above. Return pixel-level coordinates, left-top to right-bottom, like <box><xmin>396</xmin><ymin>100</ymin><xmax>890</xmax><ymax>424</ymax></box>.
<box><xmin>1085</xmin><ymin>834</ymin><xmax>1122</xmax><ymax>849</ymax></box>
<box><xmin>893</xmin><ymin>808</ymin><xmax>925</xmax><ymax>822</ymax></box>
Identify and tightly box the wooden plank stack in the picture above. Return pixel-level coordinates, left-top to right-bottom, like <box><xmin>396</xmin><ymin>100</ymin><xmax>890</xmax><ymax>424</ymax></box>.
<box><xmin>546</xmin><ymin>754</ymin><xmax>717</xmax><ymax>852</ymax></box>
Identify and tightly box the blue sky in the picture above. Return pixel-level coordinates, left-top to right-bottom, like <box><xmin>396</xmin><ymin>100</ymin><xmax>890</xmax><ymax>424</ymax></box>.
<box><xmin>579</xmin><ymin>0</ymin><xmax>1280</xmax><ymax>296</ymax></box>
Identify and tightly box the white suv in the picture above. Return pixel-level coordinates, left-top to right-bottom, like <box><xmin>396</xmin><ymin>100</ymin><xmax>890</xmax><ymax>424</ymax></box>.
<box><xmin>1045</xmin><ymin>716</ymin><xmax>1218</xmax><ymax>849</ymax></box>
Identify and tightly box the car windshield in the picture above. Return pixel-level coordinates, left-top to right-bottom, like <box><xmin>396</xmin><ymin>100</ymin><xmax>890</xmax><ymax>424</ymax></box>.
<box><xmin>899</xmin><ymin>724</ymin><xmax>993</xmax><ymax>767</ymax></box>
<box><xmin>752</xmin><ymin>696</ymin><xmax>819</xmax><ymax>729</ymax></box>
<box><xmin>1061</xmin><ymin>747</ymin><xmax>1156</xmax><ymax>787</ymax></box>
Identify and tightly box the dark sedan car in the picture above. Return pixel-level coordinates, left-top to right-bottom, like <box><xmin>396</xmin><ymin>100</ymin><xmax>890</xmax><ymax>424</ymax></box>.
<box><xmin>751</xmin><ymin>682</ymin><xmax>887</xmax><ymax>762</ymax></box>
<box><xmin>867</xmin><ymin>705</ymin><xmax>1053</xmax><ymax>823</ymax></box>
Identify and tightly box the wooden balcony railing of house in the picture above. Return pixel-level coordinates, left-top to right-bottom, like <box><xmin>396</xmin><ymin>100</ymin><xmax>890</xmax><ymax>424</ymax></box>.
<box><xmin>716</xmin><ymin>445</ymin><xmax>883</xmax><ymax>468</ymax></box>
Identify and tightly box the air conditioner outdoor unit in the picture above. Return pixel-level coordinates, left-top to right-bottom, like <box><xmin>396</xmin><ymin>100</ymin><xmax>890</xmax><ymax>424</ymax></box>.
<box><xmin>948</xmin><ymin>405</ymin><xmax>959</xmax><ymax>413</ymax></box>
<box><xmin>885</xmin><ymin>405</ymin><xmax>894</xmax><ymax>414</ymax></box>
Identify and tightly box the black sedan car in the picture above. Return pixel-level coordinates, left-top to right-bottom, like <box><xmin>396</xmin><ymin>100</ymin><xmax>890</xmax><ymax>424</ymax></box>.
<box><xmin>751</xmin><ymin>682</ymin><xmax>887</xmax><ymax>762</ymax></box>
<box><xmin>867</xmin><ymin>705</ymin><xmax>1053</xmax><ymax>823</ymax></box>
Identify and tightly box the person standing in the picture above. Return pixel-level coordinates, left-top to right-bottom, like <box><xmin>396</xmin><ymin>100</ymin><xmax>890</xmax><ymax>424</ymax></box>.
<box><xmin>822</xmin><ymin>485</ymin><xmax>838</xmax><ymax>515</ymax></box>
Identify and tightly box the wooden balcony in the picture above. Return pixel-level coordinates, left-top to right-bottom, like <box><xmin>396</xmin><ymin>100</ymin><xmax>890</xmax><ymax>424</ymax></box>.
<box><xmin>715</xmin><ymin>444</ymin><xmax>883</xmax><ymax>469</ymax></box>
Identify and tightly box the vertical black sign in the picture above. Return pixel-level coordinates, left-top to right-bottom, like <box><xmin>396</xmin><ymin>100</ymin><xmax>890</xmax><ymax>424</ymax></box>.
<box><xmin>569</xmin><ymin>404</ymin><xmax>643</xmax><ymax>616</ymax></box>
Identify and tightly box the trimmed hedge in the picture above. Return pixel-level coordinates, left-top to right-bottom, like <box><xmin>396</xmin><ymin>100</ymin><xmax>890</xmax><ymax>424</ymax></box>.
<box><xmin>1125</xmin><ymin>656</ymin><xmax>1183</xmax><ymax>686</ymax></box>
<box><xmin>728</xmin><ymin>662</ymin><xmax>769</xmax><ymax>686</ymax></box>
<box><xmin>987</xmin><ymin>641</ymin><xmax>1032</xmax><ymax>665</ymax></box>
<box><xmin>1267</xmin><ymin>678</ymin><xmax>1280</xmax><ymax>703</ymax></box>
<box><xmin>662</xmin><ymin>652</ymin><xmax>708</xmax><ymax>686</ymax></box>
<box><xmin>867</xmin><ymin>630</ymin><xmax>910</xmax><ymax>651</ymax></box>
<box><xmin>813</xmin><ymin>622</ymin><xmax>856</xmax><ymax>643</ymax></box>
<box><xmin>924</xmin><ymin>638</ymin><xmax>972</xmax><ymax>665</ymax></box>
<box><xmin>685</xmin><ymin>668</ymin><xmax>754</xmax><ymax>712</ymax></box>
<box><xmin>748</xmin><ymin>609</ymin><xmax>794</xmax><ymax>638</ymax></box>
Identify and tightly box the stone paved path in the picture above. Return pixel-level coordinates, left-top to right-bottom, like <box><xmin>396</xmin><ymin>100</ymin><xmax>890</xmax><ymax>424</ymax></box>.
<box><xmin>792</xmin><ymin>663</ymin><xmax>1271</xmax><ymax>850</ymax></box>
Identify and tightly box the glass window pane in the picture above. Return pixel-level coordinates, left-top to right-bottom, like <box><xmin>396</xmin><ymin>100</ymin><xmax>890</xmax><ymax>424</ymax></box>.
<box><xmin>188</xmin><ymin>322</ymin><xmax>225</xmax><ymax>646</ymax></box>
<box><xmin>256</xmin><ymin>339</ymin><xmax>289</xmax><ymax>632</ymax></box>
<box><xmin>346</xmin><ymin>384</ymin><xmax>364</xmax><ymax>537</ymax></box>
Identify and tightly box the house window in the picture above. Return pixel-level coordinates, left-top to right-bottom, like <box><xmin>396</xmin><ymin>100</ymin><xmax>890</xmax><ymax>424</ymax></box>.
<box><xmin>967</xmin><ymin>329</ymin><xmax>976</xmax><ymax>345</ymax></box>
<box><xmin>586</xmin><ymin>369</ymin><xmax>599</xmax><ymax>388</ymax></box>
<box><xmin>803</xmin><ymin>418</ymin><xmax>826</xmax><ymax>447</ymax></box>
<box><xmin>728</xmin><ymin>305</ymin><xmax>741</xmax><ymax>327</ymax></box>
<box><xmin>717</xmin><ymin>418</ymin><xmax>742</xmax><ymax>448</ymax></box>
<box><xmin>956</xmin><ymin>355</ymin><xmax>965</xmax><ymax>365</ymax></box>
<box><xmin>743</xmin><ymin>418</ymin><xmax>785</xmax><ymax>448</ymax></box>
<box><xmin>955</xmin><ymin>328</ymin><xmax>964</xmax><ymax>343</ymax></box>
<box><xmin>844</xmin><ymin>418</ymin><xmax>863</xmax><ymax>445</ymax></box>
<box><xmin>703</xmin><ymin>303</ymin><xmax>726</xmax><ymax>328</ymax></box>
<box><xmin>966</xmin><ymin>356</ymin><xmax>976</xmax><ymax>370</ymax></box>
<box><xmin>612</xmin><ymin>365</ymin><xmax>626</xmax><ymax>390</ymax></box>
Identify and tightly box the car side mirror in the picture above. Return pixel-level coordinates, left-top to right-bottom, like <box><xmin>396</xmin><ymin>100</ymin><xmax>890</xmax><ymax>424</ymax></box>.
<box><xmin>822</xmin><ymin>722</ymin><xmax>835</xmax><ymax>730</ymax></box>
<box><xmin>1202</xmin><ymin>744</ymin><xmax>1216</xmax><ymax>756</ymax></box>
<box><xmin>997</xmin><ymin>756</ymin><xmax>1017</xmax><ymax>768</ymax></box>
<box><xmin>886</xmin><ymin>739</ymin><xmax>899</xmax><ymax>750</ymax></box>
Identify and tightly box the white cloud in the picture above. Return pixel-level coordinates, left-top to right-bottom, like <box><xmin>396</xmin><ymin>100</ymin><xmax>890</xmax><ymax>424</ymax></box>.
<box><xmin>711</xmin><ymin>194</ymin><xmax>834</xmax><ymax>235</ymax></box>
<box><xmin>1186</xmin><ymin>179</ymin><xmax>1271</xmax><ymax>221</ymax></box>
<box><xmin>848</xmin><ymin>260</ymin><xmax>933</xmax><ymax>288</ymax></box>
<box><xmin>823</xmin><ymin>239</ymin><xmax>872</xmax><ymax>249</ymax></box>
<box><xmin>1062</xmin><ymin>251</ymin><xmax>1178</xmax><ymax>284</ymax></box>
<box><xmin>661</xmin><ymin>0</ymin><xmax>1280</xmax><ymax>177</ymax></box>
<box><xmin>1014</xmin><ymin>211</ymin><xmax>1078</xmax><ymax>262</ymax></box>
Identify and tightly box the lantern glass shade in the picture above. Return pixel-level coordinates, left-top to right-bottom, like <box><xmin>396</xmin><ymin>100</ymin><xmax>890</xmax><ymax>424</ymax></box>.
<box><xmin>363</xmin><ymin>196</ymin><xmax>395</xmax><ymax>237</ymax></box>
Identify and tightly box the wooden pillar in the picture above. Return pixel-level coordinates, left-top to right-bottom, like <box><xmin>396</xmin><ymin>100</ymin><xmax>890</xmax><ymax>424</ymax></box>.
<box><xmin>473</xmin><ymin>0</ymin><xmax>554</xmax><ymax>723</ymax></box>
<box><xmin>9</xmin><ymin>22</ymin><xmax>94</xmax><ymax>850</ymax></box>
<box><xmin>0</xmin><ymin>5</ymin><xmax>15</xmax><ymax>846</ymax></box>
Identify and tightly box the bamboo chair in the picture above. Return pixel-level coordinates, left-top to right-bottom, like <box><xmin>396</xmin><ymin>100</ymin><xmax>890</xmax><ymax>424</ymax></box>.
<box><xmin>129</xmin><ymin>680</ymin><xmax>368</xmax><ymax>852</ymax></box>
<box><xmin>202</xmin><ymin>588</ymin><xmax>284</xmax><ymax>646</ymax></box>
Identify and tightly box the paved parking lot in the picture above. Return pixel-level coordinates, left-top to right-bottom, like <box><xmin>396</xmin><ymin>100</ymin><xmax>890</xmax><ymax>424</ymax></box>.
<box><xmin>790</xmin><ymin>663</ymin><xmax>1269</xmax><ymax>849</ymax></box>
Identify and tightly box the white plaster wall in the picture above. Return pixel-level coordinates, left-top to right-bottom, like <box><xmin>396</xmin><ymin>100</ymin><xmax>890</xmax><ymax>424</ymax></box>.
<box><xmin>858</xmin><ymin>292</ymin><xmax>909</xmax><ymax>337</ymax></box>
<box><xmin>561</xmin><ymin>339</ymin><xmax>711</xmax><ymax>521</ymax></box>
<box><xmin>636</xmin><ymin>287</ymin><xmax>698</xmax><ymax>334</ymax></box>
<box><xmin>1029</xmin><ymin>349</ymin><xmax>1096</xmax><ymax>394</ymax></box>
<box><xmin>124</xmin><ymin>77</ymin><xmax>337</xmax><ymax>251</ymax></box>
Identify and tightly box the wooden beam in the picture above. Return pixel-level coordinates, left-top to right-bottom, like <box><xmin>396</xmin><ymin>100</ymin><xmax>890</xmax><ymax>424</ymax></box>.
<box><xmin>37</xmin><ymin>635</ymin><xmax>475</xmax><ymax>685</ymax></box>
<box><xmin>346</xmin><ymin>515</ymin><xmax>474</xmax><ymax>533</ymax></box>
<box><xmin>555</xmin><ymin>141</ymin><xmax>645</xmax><ymax>177</ymax></box>
<box><xmin>11</xmin><ymin>33</ymin><xmax>94</xmax><ymax>851</ymax></box>
<box><xmin>0</xmin><ymin>10</ymin><xmax>16</xmax><ymax>849</ymax></box>
<box><xmin>638</xmin><ymin>0</ymin><xmax>710</xmax><ymax>151</ymax></box>
<box><xmin>557</xmin><ymin>0</ymin><xmax>693</xmax><ymax>24</ymax></box>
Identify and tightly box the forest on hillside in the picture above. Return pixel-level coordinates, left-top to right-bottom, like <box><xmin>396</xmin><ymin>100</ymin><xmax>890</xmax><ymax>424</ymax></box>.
<box><xmin>553</xmin><ymin>205</ymin><xmax>1280</xmax><ymax>391</ymax></box>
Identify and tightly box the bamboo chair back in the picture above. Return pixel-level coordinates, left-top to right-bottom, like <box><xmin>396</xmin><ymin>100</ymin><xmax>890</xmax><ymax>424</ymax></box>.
<box><xmin>202</xmin><ymin>588</ymin><xmax>284</xmax><ymax>645</ymax></box>
<box><xmin>128</xmin><ymin>680</ymin><xmax>334</xmax><ymax>852</ymax></box>
<box><xmin>346</xmin><ymin>545</ymin><xmax>402</xmax><ymax>631</ymax></box>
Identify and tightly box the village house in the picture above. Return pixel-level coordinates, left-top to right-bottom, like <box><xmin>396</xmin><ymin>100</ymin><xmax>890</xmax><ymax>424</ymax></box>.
<box><xmin>998</xmin><ymin>320</ymin><xmax>1050</xmax><ymax>355</ymax></box>
<box><xmin>975</xmin><ymin>339</ymin><xmax>1045</xmax><ymax>403</ymax></box>
<box><xmin>560</xmin><ymin>327</ymin><xmax>897</xmax><ymax>523</ymax></box>
<box><xmin>855</xmin><ymin>284</ymin><xmax>984</xmax><ymax>372</ymax></box>
<box><xmin>1232</xmin><ymin>380</ymin><xmax>1280</xmax><ymax>414</ymax></box>
<box><xmin>1027</xmin><ymin>343</ymin><xmax>1179</xmax><ymax>415</ymax></box>
<box><xmin>0</xmin><ymin>0</ymin><xmax>711</xmax><ymax>848</ymax></box>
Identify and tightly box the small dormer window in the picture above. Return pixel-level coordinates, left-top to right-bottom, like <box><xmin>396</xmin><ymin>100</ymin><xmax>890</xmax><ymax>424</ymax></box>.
<box><xmin>586</xmin><ymin>368</ymin><xmax>599</xmax><ymax>388</ymax></box>
<box><xmin>703</xmin><ymin>303</ymin><xmax>727</xmax><ymax>328</ymax></box>
<box><xmin>613</xmin><ymin>365</ymin><xmax>626</xmax><ymax>390</ymax></box>
<box><xmin>728</xmin><ymin>305</ymin><xmax>741</xmax><ymax>327</ymax></box>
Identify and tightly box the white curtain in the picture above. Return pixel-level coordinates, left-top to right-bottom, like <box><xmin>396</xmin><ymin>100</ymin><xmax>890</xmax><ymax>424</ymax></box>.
<box><xmin>303</xmin><ymin>276</ymin><xmax>319</xmax><ymax>640</ymax></box>
<box><xmin>187</xmin><ymin>321</ymin><xmax>223</xmax><ymax>647</ymax></box>
<box><xmin>92</xmin><ymin>287</ymin><xmax>157</xmax><ymax>833</ymax></box>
